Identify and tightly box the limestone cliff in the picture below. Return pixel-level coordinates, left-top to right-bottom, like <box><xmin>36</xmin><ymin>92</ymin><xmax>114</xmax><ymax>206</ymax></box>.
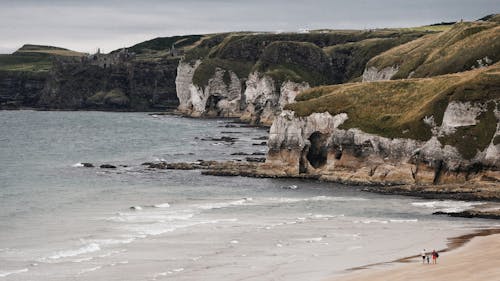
<box><xmin>176</xmin><ymin>60</ymin><xmax>309</xmax><ymax>125</ymax></box>
<box><xmin>262</xmin><ymin>64</ymin><xmax>500</xmax><ymax>185</ymax></box>
<box><xmin>264</xmin><ymin>105</ymin><xmax>499</xmax><ymax>186</ymax></box>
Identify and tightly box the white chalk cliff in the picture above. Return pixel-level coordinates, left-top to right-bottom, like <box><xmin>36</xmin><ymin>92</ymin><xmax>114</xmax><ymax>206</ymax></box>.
<box><xmin>263</xmin><ymin>101</ymin><xmax>500</xmax><ymax>185</ymax></box>
<box><xmin>175</xmin><ymin>60</ymin><xmax>309</xmax><ymax>125</ymax></box>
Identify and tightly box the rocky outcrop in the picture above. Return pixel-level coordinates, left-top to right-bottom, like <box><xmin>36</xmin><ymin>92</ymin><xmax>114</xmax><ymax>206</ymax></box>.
<box><xmin>362</xmin><ymin>65</ymin><xmax>399</xmax><ymax>82</ymax></box>
<box><xmin>0</xmin><ymin>71</ymin><xmax>47</xmax><ymax>109</ymax></box>
<box><xmin>262</xmin><ymin>107</ymin><xmax>500</xmax><ymax>186</ymax></box>
<box><xmin>38</xmin><ymin>58</ymin><xmax>180</xmax><ymax>110</ymax></box>
<box><xmin>175</xmin><ymin>62</ymin><xmax>309</xmax><ymax>125</ymax></box>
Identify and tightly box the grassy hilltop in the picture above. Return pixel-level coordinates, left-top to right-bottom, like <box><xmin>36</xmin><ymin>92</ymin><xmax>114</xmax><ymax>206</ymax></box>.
<box><xmin>0</xmin><ymin>44</ymin><xmax>85</xmax><ymax>72</ymax></box>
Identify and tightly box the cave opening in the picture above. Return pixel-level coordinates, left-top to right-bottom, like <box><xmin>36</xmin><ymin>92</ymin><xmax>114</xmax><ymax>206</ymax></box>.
<box><xmin>205</xmin><ymin>95</ymin><xmax>222</xmax><ymax>114</ymax></box>
<box><xmin>306</xmin><ymin>131</ymin><xmax>328</xmax><ymax>169</ymax></box>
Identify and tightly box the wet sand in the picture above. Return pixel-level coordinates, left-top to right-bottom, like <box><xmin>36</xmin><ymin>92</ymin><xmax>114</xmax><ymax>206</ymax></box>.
<box><xmin>327</xmin><ymin>229</ymin><xmax>500</xmax><ymax>281</ymax></box>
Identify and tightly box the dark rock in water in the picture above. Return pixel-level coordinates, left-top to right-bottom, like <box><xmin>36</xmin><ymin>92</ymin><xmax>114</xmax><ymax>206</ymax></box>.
<box><xmin>251</xmin><ymin>152</ymin><xmax>266</xmax><ymax>156</ymax></box>
<box><xmin>231</xmin><ymin>152</ymin><xmax>249</xmax><ymax>156</ymax></box>
<box><xmin>130</xmin><ymin>206</ymin><xmax>143</xmax><ymax>211</ymax></box>
<box><xmin>252</xmin><ymin>142</ymin><xmax>267</xmax><ymax>146</ymax></box>
<box><xmin>252</xmin><ymin>136</ymin><xmax>268</xmax><ymax>140</ymax></box>
<box><xmin>245</xmin><ymin>157</ymin><xmax>266</xmax><ymax>163</ymax></box>
<box><xmin>201</xmin><ymin>136</ymin><xmax>237</xmax><ymax>143</ymax></box>
<box><xmin>147</xmin><ymin>162</ymin><xmax>168</xmax><ymax>169</ymax></box>
<box><xmin>141</xmin><ymin>162</ymin><xmax>168</xmax><ymax>169</ymax></box>
<box><xmin>81</xmin><ymin>162</ymin><xmax>94</xmax><ymax>168</ymax></box>
<box><xmin>433</xmin><ymin>210</ymin><xmax>500</xmax><ymax>220</ymax></box>
<box><xmin>100</xmin><ymin>164</ymin><xmax>117</xmax><ymax>169</ymax></box>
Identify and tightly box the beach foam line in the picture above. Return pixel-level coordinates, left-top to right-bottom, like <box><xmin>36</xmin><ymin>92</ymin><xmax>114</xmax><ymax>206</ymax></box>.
<box><xmin>411</xmin><ymin>200</ymin><xmax>485</xmax><ymax>212</ymax></box>
<box><xmin>46</xmin><ymin>243</ymin><xmax>101</xmax><ymax>261</ymax></box>
<box><xmin>0</xmin><ymin>268</ymin><xmax>28</xmax><ymax>278</ymax></box>
<box><xmin>77</xmin><ymin>266</ymin><xmax>102</xmax><ymax>275</ymax></box>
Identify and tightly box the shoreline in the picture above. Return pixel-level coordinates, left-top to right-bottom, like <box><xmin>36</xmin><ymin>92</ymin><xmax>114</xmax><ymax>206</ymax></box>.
<box><xmin>327</xmin><ymin>228</ymin><xmax>500</xmax><ymax>281</ymax></box>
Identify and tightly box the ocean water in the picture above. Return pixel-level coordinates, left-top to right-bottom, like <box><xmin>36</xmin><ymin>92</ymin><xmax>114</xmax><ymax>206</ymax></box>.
<box><xmin>0</xmin><ymin>111</ymin><xmax>495</xmax><ymax>281</ymax></box>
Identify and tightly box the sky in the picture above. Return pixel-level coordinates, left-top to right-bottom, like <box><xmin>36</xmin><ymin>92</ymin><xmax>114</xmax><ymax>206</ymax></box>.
<box><xmin>0</xmin><ymin>0</ymin><xmax>497</xmax><ymax>54</ymax></box>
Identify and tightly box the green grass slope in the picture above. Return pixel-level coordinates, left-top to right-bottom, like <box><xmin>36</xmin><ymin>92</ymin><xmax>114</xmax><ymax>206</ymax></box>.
<box><xmin>186</xmin><ymin>29</ymin><xmax>430</xmax><ymax>89</ymax></box>
<box><xmin>366</xmin><ymin>20</ymin><xmax>500</xmax><ymax>79</ymax></box>
<box><xmin>287</xmin><ymin>63</ymin><xmax>500</xmax><ymax>159</ymax></box>
<box><xmin>0</xmin><ymin>44</ymin><xmax>85</xmax><ymax>72</ymax></box>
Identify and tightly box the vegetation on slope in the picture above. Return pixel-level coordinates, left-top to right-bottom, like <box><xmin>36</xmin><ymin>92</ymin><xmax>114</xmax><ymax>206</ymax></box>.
<box><xmin>123</xmin><ymin>35</ymin><xmax>205</xmax><ymax>61</ymax></box>
<box><xmin>0</xmin><ymin>44</ymin><xmax>84</xmax><ymax>72</ymax></box>
<box><xmin>187</xmin><ymin>29</ymin><xmax>431</xmax><ymax>88</ymax></box>
<box><xmin>287</xmin><ymin>63</ymin><xmax>500</xmax><ymax>159</ymax></box>
<box><xmin>366</xmin><ymin>20</ymin><xmax>500</xmax><ymax>79</ymax></box>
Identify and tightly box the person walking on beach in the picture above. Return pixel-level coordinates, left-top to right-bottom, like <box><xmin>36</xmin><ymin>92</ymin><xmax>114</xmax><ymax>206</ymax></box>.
<box><xmin>421</xmin><ymin>249</ymin><xmax>426</xmax><ymax>264</ymax></box>
<box><xmin>432</xmin><ymin>250</ymin><xmax>439</xmax><ymax>264</ymax></box>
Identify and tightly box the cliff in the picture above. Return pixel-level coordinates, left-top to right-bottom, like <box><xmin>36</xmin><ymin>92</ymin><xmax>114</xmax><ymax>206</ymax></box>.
<box><xmin>175</xmin><ymin>30</ymin><xmax>427</xmax><ymax>125</ymax></box>
<box><xmin>261</xmin><ymin>63</ymin><xmax>499</xmax><ymax>186</ymax></box>
<box><xmin>0</xmin><ymin>37</ymin><xmax>203</xmax><ymax>110</ymax></box>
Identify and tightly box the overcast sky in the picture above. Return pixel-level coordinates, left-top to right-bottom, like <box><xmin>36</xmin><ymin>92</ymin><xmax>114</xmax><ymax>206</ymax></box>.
<box><xmin>0</xmin><ymin>0</ymin><xmax>497</xmax><ymax>54</ymax></box>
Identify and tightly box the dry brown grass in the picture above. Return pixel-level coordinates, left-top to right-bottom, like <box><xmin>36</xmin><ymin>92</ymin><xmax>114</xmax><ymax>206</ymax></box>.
<box><xmin>367</xmin><ymin>21</ymin><xmax>500</xmax><ymax>79</ymax></box>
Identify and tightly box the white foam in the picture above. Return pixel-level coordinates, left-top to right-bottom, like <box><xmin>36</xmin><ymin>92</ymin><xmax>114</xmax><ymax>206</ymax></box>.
<box><xmin>197</xmin><ymin>198</ymin><xmax>251</xmax><ymax>210</ymax></box>
<box><xmin>72</xmin><ymin>257</ymin><xmax>93</xmax><ymax>263</ymax></box>
<box><xmin>153</xmin><ymin>203</ymin><xmax>170</xmax><ymax>208</ymax></box>
<box><xmin>0</xmin><ymin>268</ymin><xmax>28</xmax><ymax>277</ymax></box>
<box><xmin>389</xmin><ymin>219</ymin><xmax>418</xmax><ymax>223</ymax></box>
<box><xmin>72</xmin><ymin>163</ymin><xmax>84</xmax><ymax>167</ymax></box>
<box><xmin>78</xmin><ymin>266</ymin><xmax>102</xmax><ymax>275</ymax></box>
<box><xmin>263</xmin><ymin>196</ymin><xmax>368</xmax><ymax>204</ymax></box>
<box><xmin>172</xmin><ymin>268</ymin><xmax>184</xmax><ymax>272</ymax></box>
<box><xmin>353</xmin><ymin>219</ymin><xmax>389</xmax><ymax>224</ymax></box>
<box><xmin>411</xmin><ymin>200</ymin><xmax>485</xmax><ymax>212</ymax></box>
<box><xmin>46</xmin><ymin>243</ymin><xmax>100</xmax><ymax>260</ymax></box>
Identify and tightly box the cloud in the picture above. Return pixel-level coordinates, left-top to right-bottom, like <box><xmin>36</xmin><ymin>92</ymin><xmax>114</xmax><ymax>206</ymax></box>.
<box><xmin>0</xmin><ymin>0</ymin><xmax>497</xmax><ymax>53</ymax></box>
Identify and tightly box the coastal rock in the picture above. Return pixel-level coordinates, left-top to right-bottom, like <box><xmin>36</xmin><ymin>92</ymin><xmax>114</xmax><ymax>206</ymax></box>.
<box><xmin>262</xmin><ymin>109</ymin><xmax>500</xmax><ymax>186</ymax></box>
<box><xmin>175</xmin><ymin>62</ymin><xmax>309</xmax><ymax>125</ymax></box>
<box><xmin>100</xmin><ymin>164</ymin><xmax>117</xmax><ymax>169</ymax></box>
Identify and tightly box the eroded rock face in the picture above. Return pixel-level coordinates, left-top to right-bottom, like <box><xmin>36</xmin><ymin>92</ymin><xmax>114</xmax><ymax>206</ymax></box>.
<box><xmin>0</xmin><ymin>71</ymin><xmax>47</xmax><ymax>109</ymax></box>
<box><xmin>176</xmin><ymin>60</ymin><xmax>202</xmax><ymax>114</ymax></box>
<box><xmin>362</xmin><ymin>65</ymin><xmax>399</xmax><ymax>82</ymax></box>
<box><xmin>175</xmin><ymin>61</ymin><xmax>309</xmax><ymax>125</ymax></box>
<box><xmin>263</xmin><ymin>109</ymin><xmax>500</xmax><ymax>185</ymax></box>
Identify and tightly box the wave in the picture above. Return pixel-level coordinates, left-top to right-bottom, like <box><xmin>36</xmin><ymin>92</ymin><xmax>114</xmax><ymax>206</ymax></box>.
<box><xmin>353</xmin><ymin>218</ymin><xmax>418</xmax><ymax>224</ymax></box>
<box><xmin>46</xmin><ymin>243</ymin><xmax>101</xmax><ymax>260</ymax></box>
<box><xmin>0</xmin><ymin>268</ymin><xmax>28</xmax><ymax>278</ymax></box>
<box><xmin>389</xmin><ymin>219</ymin><xmax>418</xmax><ymax>223</ymax></box>
<box><xmin>153</xmin><ymin>203</ymin><xmax>170</xmax><ymax>208</ymax></box>
<box><xmin>196</xmin><ymin>198</ymin><xmax>252</xmax><ymax>210</ymax></box>
<box><xmin>411</xmin><ymin>200</ymin><xmax>485</xmax><ymax>212</ymax></box>
<box><xmin>72</xmin><ymin>162</ymin><xmax>84</xmax><ymax>167</ymax></box>
<box><xmin>107</xmin><ymin>212</ymin><xmax>194</xmax><ymax>223</ymax></box>
<box><xmin>262</xmin><ymin>196</ymin><xmax>368</xmax><ymax>204</ymax></box>
<box><xmin>78</xmin><ymin>266</ymin><xmax>102</xmax><ymax>275</ymax></box>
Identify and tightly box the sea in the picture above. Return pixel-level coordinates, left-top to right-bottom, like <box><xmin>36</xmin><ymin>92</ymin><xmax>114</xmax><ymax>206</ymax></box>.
<box><xmin>0</xmin><ymin>110</ymin><xmax>496</xmax><ymax>281</ymax></box>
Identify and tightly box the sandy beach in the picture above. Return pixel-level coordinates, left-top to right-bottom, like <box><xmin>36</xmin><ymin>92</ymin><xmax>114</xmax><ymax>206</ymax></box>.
<box><xmin>328</xmin><ymin>232</ymin><xmax>500</xmax><ymax>281</ymax></box>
